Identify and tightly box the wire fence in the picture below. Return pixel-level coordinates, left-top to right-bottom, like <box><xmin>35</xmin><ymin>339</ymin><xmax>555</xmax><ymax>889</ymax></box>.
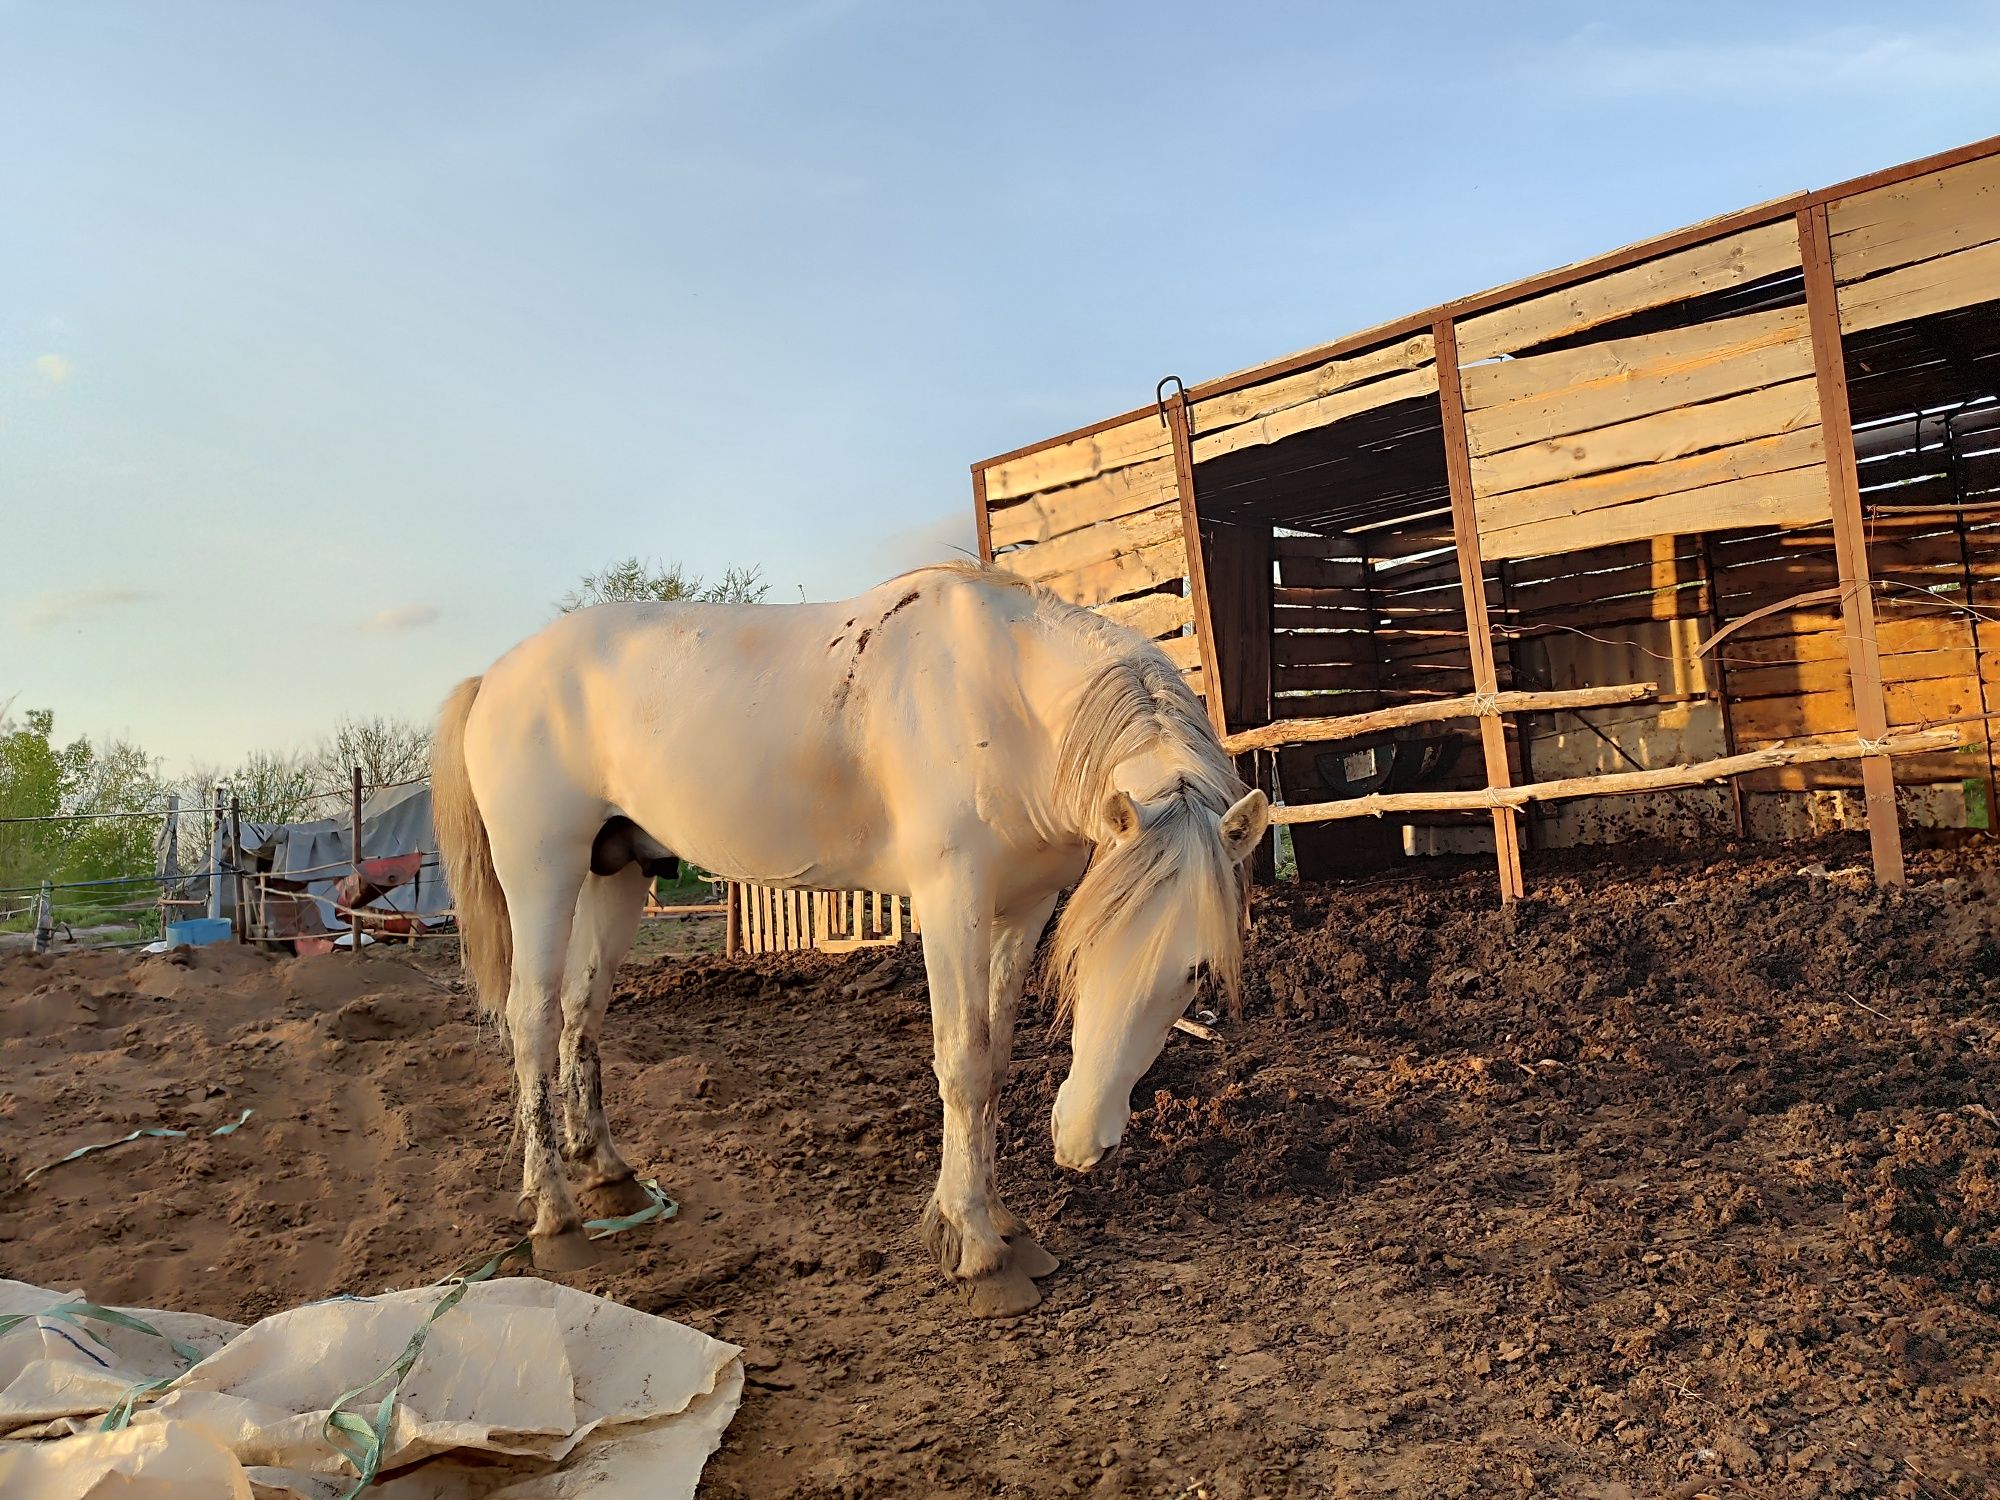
<box><xmin>2</xmin><ymin>772</ymin><xmax>449</xmax><ymax>956</ymax></box>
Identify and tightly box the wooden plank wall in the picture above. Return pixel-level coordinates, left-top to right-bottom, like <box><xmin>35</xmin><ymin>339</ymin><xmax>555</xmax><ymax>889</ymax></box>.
<box><xmin>978</xmin><ymin>413</ymin><xmax>1206</xmax><ymax>695</ymax></box>
<box><xmin>1830</xmin><ymin>152</ymin><xmax>2000</xmax><ymax>332</ymax></box>
<box><xmin>1455</xmin><ymin>224</ymin><xmax>1836</xmax><ymax>561</ymax></box>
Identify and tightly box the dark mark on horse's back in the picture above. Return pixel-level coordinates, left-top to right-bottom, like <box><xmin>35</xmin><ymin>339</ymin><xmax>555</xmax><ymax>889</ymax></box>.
<box><xmin>853</xmin><ymin>627</ymin><xmax>874</xmax><ymax>658</ymax></box>
<box><xmin>884</xmin><ymin>588</ymin><xmax>923</xmax><ymax>620</ymax></box>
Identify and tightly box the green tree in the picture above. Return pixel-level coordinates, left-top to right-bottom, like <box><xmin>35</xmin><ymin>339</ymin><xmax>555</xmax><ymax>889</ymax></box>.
<box><xmin>557</xmin><ymin>557</ymin><xmax>768</xmax><ymax>613</ymax></box>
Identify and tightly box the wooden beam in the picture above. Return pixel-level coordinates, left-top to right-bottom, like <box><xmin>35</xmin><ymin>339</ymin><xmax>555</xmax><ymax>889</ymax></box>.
<box><xmin>1800</xmin><ymin>204</ymin><xmax>1906</xmax><ymax>886</ymax></box>
<box><xmin>972</xmin><ymin>466</ymin><xmax>993</xmax><ymax>563</ymax></box>
<box><xmin>1220</xmin><ymin>683</ymin><xmax>1657</xmax><ymax>755</ymax></box>
<box><xmin>1269</xmin><ymin>727</ymin><xmax>1958</xmax><ymax>824</ymax></box>
<box><xmin>1435</xmin><ymin>317</ymin><xmax>1525</xmax><ymax>902</ymax></box>
<box><xmin>1163</xmin><ymin>391</ymin><xmax>1227</xmax><ymax>737</ymax></box>
<box><xmin>968</xmin><ymin>135</ymin><xmax>2000</xmax><ymax>479</ymax></box>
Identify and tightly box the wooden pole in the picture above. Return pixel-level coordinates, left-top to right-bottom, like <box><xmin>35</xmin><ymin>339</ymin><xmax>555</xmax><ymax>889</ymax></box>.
<box><xmin>33</xmin><ymin>879</ymin><xmax>52</xmax><ymax>955</ymax></box>
<box><xmin>972</xmin><ymin>466</ymin><xmax>994</xmax><ymax>563</ymax></box>
<box><xmin>160</xmin><ymin>792</ymin><xmax>180</xmax><ymax>943</ymax></box>
<box><xmin>1270</xmin><ymin>727</ymin><xmax>1957</xmax><ymax>824</ymax></box>
<box><xmin>724</xmin><ymin>882</ymin><xmax>742</xmax><ymax>956</ymax></box>
<box><xmin>1163</xmin><ymin>388</ymin><xmax>1228</xmax><ymax>738</ymax></box>
<box><xmin>1697</xmin><ymin>534</ymin><xmax>1751</xmax><ymax>839</ymax></box>
<box><xmin>349</xmin><ymin>766</ymin><xmax>363</xmax><ymax>957</ymax></box>
<box><xmin>229</xmin><ymin>793</ymin><xmax>246</xmax><ymax>943</ymax></box>
<box><xmin>1800</xmin><ymin>204</ymin><xmax>1905</xmax><ymax>886</ymax></box>
<box><xmin>1435</xmin><ymin>317</ymin><xmax>1526</xmax><ymax>902</ymax></box>
<box><xmin>1219</xmin><ymin>683</ymin><xmax>1658</xmax><ymax>756</ymax></box>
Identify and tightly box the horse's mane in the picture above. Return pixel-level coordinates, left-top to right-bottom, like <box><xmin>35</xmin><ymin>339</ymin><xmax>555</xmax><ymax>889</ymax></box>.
<box><xmin>895</xmin><ymin>566</ymin><xmax>1249</xmax><ymax>1020</ymax></box>
<box><xmin>1028</xmin><ymin>595</ymin><xmax>1251</xmax><ymax>1023</ymax></box>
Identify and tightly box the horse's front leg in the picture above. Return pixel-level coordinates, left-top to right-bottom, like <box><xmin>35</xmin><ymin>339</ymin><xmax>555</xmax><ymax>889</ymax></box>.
<box><xmin>915</xmin><ymin>880</ymin><xmax>1041</xmax><ymax>1317</ymax></box>
<box><xmin>985</xmin><ymin>893</ymin><xmax>1060</xmax><ymax>1280</ymax></box>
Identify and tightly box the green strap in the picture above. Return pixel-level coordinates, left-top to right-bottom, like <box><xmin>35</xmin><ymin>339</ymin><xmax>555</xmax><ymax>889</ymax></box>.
<box><xmin>323</xmin><ymin>1179</ymin><xmax>676</xmax><ymax>1498</ymax></box>
<box><xmin>0</xmin><ymin>1170</ymin><xmax>673</xmax><ymax>1486</ymax></box>
<box><xmin>13</xmin><ymin>1109</ymin><xmax>253</xmax><ymax>1189</ymax></box>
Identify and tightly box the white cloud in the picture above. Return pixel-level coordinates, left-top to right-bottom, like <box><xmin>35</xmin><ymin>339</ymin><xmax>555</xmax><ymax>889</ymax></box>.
<box><xmin>24</xmin><ymin>587</ymin><xmax>149</xmax><ymax>629</ymax></box>
<box><xmin>32</xmin><ymin>354</ymin><xmax>75</xmax><ymax>386</ymax></box>
<box><xmin>363</xmin><ymin>604</ymin><xmax>441</xmax><ymax>631</ymax></box>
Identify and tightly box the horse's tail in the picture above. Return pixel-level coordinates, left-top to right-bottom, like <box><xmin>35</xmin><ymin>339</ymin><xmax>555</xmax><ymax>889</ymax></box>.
<box><xmin>433</xmin><ymin>675</ymin><xmax>511</xmax><ymax>1024</ymax></box>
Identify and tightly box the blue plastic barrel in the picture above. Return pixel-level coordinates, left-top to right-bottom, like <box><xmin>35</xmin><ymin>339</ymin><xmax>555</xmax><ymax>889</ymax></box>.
<box><xmin>165</xmin><ymin>917</ymin><xmax>232</xmax><ymax>948</ymax></box>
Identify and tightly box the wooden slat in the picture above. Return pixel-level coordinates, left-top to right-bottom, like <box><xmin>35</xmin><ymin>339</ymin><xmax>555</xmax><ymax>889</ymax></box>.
<box><xmin>1020</xmin><ymin>537</ymin><xmax>1189</xmax><ymax>609</ymax></box>
<box><xmin>1277</xmin><ymin>556</ymin><xmax>1368</xmax><ymax>590</ymax></box>
<box><xmin>1097</xmin><ymin>589</ymin><xmax>1194</xmax><ymax>640</ymax></box>
<box><xmin>1275</xmin><ymin>663</ymin><xmax>1382</xmax><ymax>693</ymax></box>
<box><xmin>1476</xmin><ymin>426</ymin><xmax>1824</xmax><ymax>534</ymax></box>
<box><xmin>1506</xmin><ymin>537</ymin><xmax>1699</xmax><ymax>586</ymax></box>
<box><xmin>1274</xmin><ymin>632</ymin><xmax>1377</xmax><ymax>667</ymax></box>
<box><xmin>1483</xmin><ymin>465</ymin><xmax>1833</xmax><ymax>563</ymax></box>
<box><xmin>1157</xmin><ymin>632</ymin><xmax>1203</xmax><ymax>671</ymax></box>
<box><xmin>1195</xmin><ymin>333</ymin><xmax>1435</xmax><ymax>433</ymax></box>
<box><xmin>984</xmin><ymin>416</ymin><xmax>1171</xmax><ymax>503</ymax></box>
<box><xmin>1455</xmin><ymin>221</ymin><xmax>1803</xmax><ymax>364</ymax></box>
<box><xmin>1836</xmin><ymin>239</ymin><xmax>2000</xmax><ymax>333</ymax></box>
<box><xmin>1470</xmin><ymin>378</ymin><xmax>1823</xmax><ymax>500</ymax></box>
<box><xmin>987</xmin><ymin>456</ymin><xmax>1178</xmax><ymax>550</ymax></box>
<box><xmin>1829</xmin><ymin>150</ymin><xmax>2000</xmax><ymax>281</ymax></box>
<box><xmin>1727</xmin><ymin>647</ymin><xmax>1978</xmax><ymax>700</ymax></box>
<box><xmin>1464</xmin><ymin>307</ymin><xmax>1813</xmax><ymax>456</ymax></box>
<box><xmin>1191</xmin><ymin>366</ymin><xmax>1438</xmax><ymax>464</ymax></box>
<box><xmin>1000</xmin><ymin>501</ymin><xmax>1181</xmax><ymax>583</ymax></box>
<box><xmin>1732</xmin><ymin>675</ymin><xmax>1983</xmax><ymax>741</ymax></box>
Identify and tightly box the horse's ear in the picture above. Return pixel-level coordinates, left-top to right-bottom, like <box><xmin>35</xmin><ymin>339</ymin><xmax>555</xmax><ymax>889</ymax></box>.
<box><xmin>1219</xmin><ymin>789</ymin><xmax>1270</xmax><ymax>864</ymax></box>
<box><xmin>1102</xmin><ymin>790</ymin><xmax>1142</xmax><ymax>844</ymax></box>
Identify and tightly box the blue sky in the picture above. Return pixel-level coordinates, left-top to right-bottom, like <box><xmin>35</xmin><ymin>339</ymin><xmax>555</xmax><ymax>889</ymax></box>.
<box><xmin>4</xmin><ymin>1</ymin><xmax>1997</xmax><ymax>771</ymax></box>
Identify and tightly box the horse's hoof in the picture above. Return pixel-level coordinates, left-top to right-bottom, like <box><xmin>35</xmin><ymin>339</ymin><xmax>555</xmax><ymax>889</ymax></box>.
<box><xmin>1008</xmin><ymin>1230</ymin><xmax>1061</xmax><ymax>1280</ymax></box>
<box><xmin>960</xmin><ymin>1259</ymin><xmax>1043</xmax><ymax>1319</ymax></box>
<box><xmin>582</xmin><ymin>1176</ymin><xmax>658</xmax><ymax>1220</ymax></box>
<box><xmin>531</xmin><ymin>1226</ymin><xmax>602</xmax><ymax>1272</ymax></box>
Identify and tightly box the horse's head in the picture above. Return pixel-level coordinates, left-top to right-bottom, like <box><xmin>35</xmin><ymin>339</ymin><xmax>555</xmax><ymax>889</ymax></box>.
<box><xmin>1047</xmin><ymin>784</ymin><xmax>1269</xmax><ymax>1171</ymax></box>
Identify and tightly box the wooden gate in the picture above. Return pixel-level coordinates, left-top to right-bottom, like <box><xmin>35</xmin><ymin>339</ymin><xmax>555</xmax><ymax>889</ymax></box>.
<box><xmin>731</xmin><ymin>884</ymin><xmax>913</xmax><ymax>955</ymax></box>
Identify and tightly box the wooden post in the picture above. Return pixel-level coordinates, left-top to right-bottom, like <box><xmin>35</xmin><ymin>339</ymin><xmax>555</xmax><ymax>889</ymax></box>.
<box><xmin>33</xmin><ymin>879</ymin><xmax>53</xmax><ymax>955</ymax></box>
<box><xmin>1698</xmin><ymin>533</ymin><xmax>1751</xmax><ymax>839</ymax></box>
<box><xmin>1434</xmin><ymin>317</ymin><xmax>1527</xmax><ymax>903</ymax></box>
<box><xmin>972</xmin><ymin>467</ymin><xmax>994</xmax><ymax>563</ymax></box>
<box><xmin>1799</xmin><ymin>204</ymin><xmax>1905</xmax><ymax>885</ymax></box>
<box><xmin>725</xmin><ymin>882</ymin><xmax>742</xmax><ymax>956</ymax></box>
<box><xmin>349</xmin><ymin>766</ymin><xmax>364</xmax><ymax>956</ymax></box>
<box><xmin>160</xmin><ymin>792</ymin><xmax>180</xmax><ymax>942</ymax></box>
<box><xmin>229</xmin><ymin>794</ymin><xmax>247</xmax><ymax>943</ymax></box>
<box><xmin>1162</xmin><ymin>388</ymin><xmax>1228</xmax><ymax>737</ymax></box>
<box><xmin>207</xmin><ymin>786</ymin><xmax>225</xmax><ymax>921</ymax></box>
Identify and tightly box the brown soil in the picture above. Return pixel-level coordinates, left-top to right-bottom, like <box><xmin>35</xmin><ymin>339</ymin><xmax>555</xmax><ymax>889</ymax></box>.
<box><xmin>2</xmin><ymin>838</ymin><xmax>1998</xmax><ymax>1498</ymax></box>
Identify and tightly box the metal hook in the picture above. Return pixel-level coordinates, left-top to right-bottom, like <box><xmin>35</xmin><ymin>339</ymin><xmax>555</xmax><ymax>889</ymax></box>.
<box><xmin>1156</xmin><ymin>375</ymin><xmax>1188</xmax><ymax>429</ymax></box>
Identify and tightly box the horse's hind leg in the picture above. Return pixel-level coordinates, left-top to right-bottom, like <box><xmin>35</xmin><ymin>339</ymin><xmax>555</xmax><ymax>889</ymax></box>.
<box><xmin>561</xmin><ymin>864</ymin><xmax>653</xmax><ymax>1220</ymax></box>
<box><xmin>491</xmin><ymin>831</ymin><xmax>598</xmax><ymax>1271</ymax></box>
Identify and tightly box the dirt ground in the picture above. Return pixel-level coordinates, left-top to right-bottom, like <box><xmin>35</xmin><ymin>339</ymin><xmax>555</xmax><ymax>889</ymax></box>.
<box><xmin>3</xmin><ymin>835</ymin><xmax>1998</xmax><ymax>1498</ymax></box>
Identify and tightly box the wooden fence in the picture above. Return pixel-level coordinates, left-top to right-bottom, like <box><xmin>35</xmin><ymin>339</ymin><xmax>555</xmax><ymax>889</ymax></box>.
<box><xmin>731</xmin><ymin>884</ymin><xmax>914</xmax><ymax>955</ymax></box>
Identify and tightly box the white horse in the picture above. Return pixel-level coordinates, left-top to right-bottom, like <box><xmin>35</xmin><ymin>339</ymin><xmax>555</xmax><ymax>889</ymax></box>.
<box><xmin>433</xmin><ymin>563</ymin><xmax>1268</xmax><ymax>1315</ymax></box>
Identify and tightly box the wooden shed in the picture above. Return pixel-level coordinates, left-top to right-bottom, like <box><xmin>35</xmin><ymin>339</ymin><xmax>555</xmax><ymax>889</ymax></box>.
<box><xmin>971</xmin><ymin>135</ymin><xmax>2000</xmax><ymax>898</ymax></box>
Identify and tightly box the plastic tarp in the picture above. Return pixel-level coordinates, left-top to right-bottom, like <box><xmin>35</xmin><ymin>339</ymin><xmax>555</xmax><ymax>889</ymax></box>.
<box><xmin>163</xmin><ymin>782</ymin><xmax>452</xmax><ymax>930</ymax></box>
<box><xmin>0</xmin><ymin>1277</ymin><xmax>743</xmax><ymax>1498</ymax></box>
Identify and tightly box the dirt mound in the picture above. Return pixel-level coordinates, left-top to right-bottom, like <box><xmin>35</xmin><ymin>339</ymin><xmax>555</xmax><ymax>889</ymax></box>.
<box><xmin>3</xmin><ymin>837</ymin><xmax>1997</xmax><ymax>1496</ymax></box>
